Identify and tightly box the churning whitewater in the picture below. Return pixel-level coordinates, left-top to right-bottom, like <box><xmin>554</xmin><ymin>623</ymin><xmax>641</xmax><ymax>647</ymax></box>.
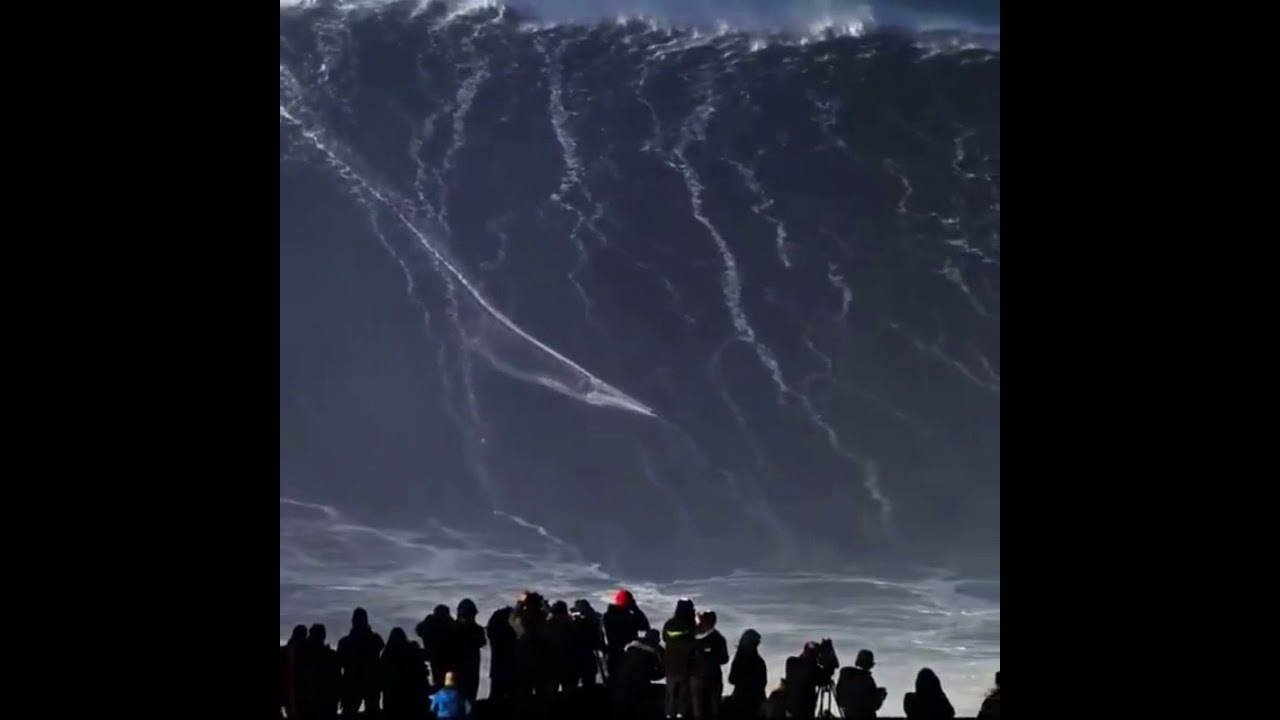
<box><xmin>281</xmin><ymin>0</ymin><xmax>998</xmax><ymax>711</ymax></box>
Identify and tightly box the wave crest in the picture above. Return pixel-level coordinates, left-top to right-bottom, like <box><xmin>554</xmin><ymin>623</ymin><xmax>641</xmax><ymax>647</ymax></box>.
<box><xmin>279</xmin><ymin>0</ymin><xmax>999</xmax><ymax>43</ymax></box>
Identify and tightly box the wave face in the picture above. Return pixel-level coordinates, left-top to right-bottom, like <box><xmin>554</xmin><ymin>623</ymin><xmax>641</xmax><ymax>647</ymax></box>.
<box><xmin>281</xmin><ymin>0</ymin><xmax>998</xmax><ymax>705</ymax></box>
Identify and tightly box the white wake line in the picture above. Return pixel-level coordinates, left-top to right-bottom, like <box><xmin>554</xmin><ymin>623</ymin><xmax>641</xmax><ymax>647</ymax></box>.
<box><xmin>280</xmin><ymin>105</ymin><xmax>658</xmax><ymax>420</ymax></box>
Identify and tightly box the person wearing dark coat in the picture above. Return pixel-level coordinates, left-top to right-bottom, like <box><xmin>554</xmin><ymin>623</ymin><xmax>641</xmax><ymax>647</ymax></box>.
<box><xmin>504</xmin><ymin>586</ymin><xmax>555</xmax><ymax>712</ymax></box>
<box><xmin>380</xmin><ymin>628</ymin><xmax>426</xmax><ymax>720</ymax></box>
<box><xmin>726</xmin><ymin>629</ymin><xmax>766</xmax><ymax>719</ymax></box>
<box><xmin>783</xmin><ymin>643</ymin><xmax>822</xmax><ymax>720</ymax></box>
<box><xmin>603</xmin><ymin>589</ymin><xmax>650</xmax><ymax>685</ymax></box>
<box><xmin>691</xmin><ymin>611</ymin><xmax>729</xmax><ymax>720</ymax></box>
<box><xmin>763</xmin><ymin>680</ymin><xmax>787</xmax><ymax>720</ymax></box>
<box><xmin>415</xmin><ymin>605</ymin><xmax>456</xmax><ymax>691</ymax></box>
<box><xmin>510</xmin><ymin>590</ymin><xmax>555</xmax><ymax>712</ymax></box>
<box><xmin>546</xmin><ymin>600</ymin><xmax>577</xmax><ymax>692</ymax></box>
<box><xmin>510</xmin><ymin>590</ymin><xmax>548</xmax><ymax>639</ymax></box>
<box><xmin>282</xmin><ymin>625</ymin><xmax>309</xmax><ymax>719</ymax></box>
<box><xmin>452</xmin><ymin>599</ymin><xmax>487</xmax><ymax>704</ymax></box>
<box><xmin>835</xmin><ymin>650</ymin><xmax>887</xmax><ymax>720</ymax></box>
<box><xmin>338</xmin><ymin>608</ymin><xmax>385</xmax><ymax>716</ymax></box>
<box><xmin>662</xmin><ymin>598</ymin><xmax>699</xmax><ymax>718</ymax></box>
<box><xmin>570</xmin><ymin>599</ymin><xmax>607</xmax><ymax>687</ymax></box>
<box><xmin>486</xmin><ymin>607</ymin><xmax>517</xmax><ymax>705</ymax></box>
<box><xmin>903</xmin><ymin>668</ymin><xmax>955</xmax><ymax>719</ymax></box>
<box><xmin>977</xmin><ymin>671</ymin><xmax>999</xmax><ymax>718</ymax></box>
<box><xmin>302</xmin><ymin>624</ymin><xmax>341</xmax><ymax>719</ymax></box>
<box><xmin>615</xmin><ymin>629</ymin><xmax>665</xmax><ymax>720</ymax></box>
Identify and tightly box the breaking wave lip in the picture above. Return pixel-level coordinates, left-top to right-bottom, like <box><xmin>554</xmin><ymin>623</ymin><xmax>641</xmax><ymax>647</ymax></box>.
<box><xmin>278</xmin><ymin>0</ymin><xmax>1000</xmax><ymax>47</ymax></box>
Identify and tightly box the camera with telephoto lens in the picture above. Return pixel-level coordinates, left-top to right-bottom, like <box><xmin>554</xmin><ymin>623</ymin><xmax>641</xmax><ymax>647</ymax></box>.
<box><xmin>814</xmin><ymin>638</ymin><xmax>840</xmax><ymax>685</ymax></box>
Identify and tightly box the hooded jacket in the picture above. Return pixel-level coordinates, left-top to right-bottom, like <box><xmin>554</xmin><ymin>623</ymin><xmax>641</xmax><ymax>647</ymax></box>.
<box><xmin>728</xmin><ymin>638</ymin><xmax>767</xmax><ymax>705</ymax></box>
<box><xmin>903</xmin><ymin>670</ymin><xmax>955</xmax><ymax>719</ymax></box>
<box><xmin>662</xmin><ymin>600</ymin><xmax>698</xmax><ymax>678</ymax></box>
<box><xmin>338</xmin><ymin>612</ymin><xmax>385</xmax><ymax>688</ymax></box>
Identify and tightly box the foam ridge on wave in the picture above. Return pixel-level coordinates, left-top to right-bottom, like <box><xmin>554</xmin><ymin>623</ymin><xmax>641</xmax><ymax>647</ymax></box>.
<box><xmin>279</xmin><ymin>0</ymin><xmax>1000</xmax><ymax>46</ymax></box>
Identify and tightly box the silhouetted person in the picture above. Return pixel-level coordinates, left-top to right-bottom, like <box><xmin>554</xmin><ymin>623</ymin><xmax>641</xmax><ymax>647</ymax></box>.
<box><xmin>338</xmin><ymin>607</ymin><xmax>385</xmax><ymax>716</ymax></box>
<box><xmin>786</xmin><ymin>639</ymin><xmax>839</xmax><ymax>719</ymax></box>
<box><xmin>547</xmin><ymin>600</ymin><xmax>577</xmax><ymax>693</ymax></box>
<box><xmin>615</xmin><ymin>629</ymin><xmax>665</xmax><ymax>720</ymax></box>
<box><xmin>486</xmin><ymin>606</ymin><xmax>517</xmax><ymax>705</ymax></box>
<box><xmin>903</xmin><ymin>668</ymin><xmax>955</xmax><ymax>719</ymax></box>
<box><xmin>726</xmin><ymin>629</ymin><xmax>766</xmax><ymax>720</ymax></box>
<box><xmin>663</xmin><ymin>598</ymin><xmax>699</xmax><ymax>718</ymax></box>
<box><xmin>835</xmin><ymin>650</ymin><xmax>887</xmax><ymax>720</ymax></box>
<box><xmin>570</xmin><ymin>599</ymin><xmax>607</xmax><ymax>687</ymax></box>
<box><xmin>691</xmin><ymin>611</ymin><xmax>729</xmax><ymax>720</ymax></box>
<box><xmin>510</xmin><ymin>590</ymin><xmax>554</xmax><ymax>714</ymax></box>
<box><xmin>511</xmin><ymin>590</ymin><xmax>548</xmax><ymax>638</ymax></box>
<box><xmin>783</xmin><ymin>643</ymin><xmax>822</xmax><ymax>719</ymax></box>
<box><xmin>416</xmin><ymin>605</ymin><xmax>456</xmax><ymax>691</ymax></box>
<box><xmin>977</xmin><ymin>671</ymin><xmax>999</xmax><ymax>718</ymax></box>
<box><xmin>453</xmin><ymin>599</ymin><xmax>486</xmax><ymax>704</ymax></box>
<box><xmin>763</xmin><ymin>680</ymin><xmax>787</xmax><ymax>720</ymax></box>
<box><xmin>604</xmin><ymin>589</ymin><xmax>650</xmax><ymax>684</ymax></box>
<box><xmin>381</xmin><ymin>628</ymin><xmax>426</xmax><ymax>719</ymax></box>
<box><xmin>282</xmin><ymin>625</ymin><xmax>308</xmax><ymax>719</ymax></box>
<box><xmin>302</xmin><ymin>624</ymin><xmax>341</xmax><ymax>719</ymax></box>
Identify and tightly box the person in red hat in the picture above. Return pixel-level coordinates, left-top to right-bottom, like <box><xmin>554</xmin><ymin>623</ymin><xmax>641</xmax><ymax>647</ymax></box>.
<box><xmin>603</xmin><ymin>589</ymin><xmax>650</xmax><ymax>684</ymax></box>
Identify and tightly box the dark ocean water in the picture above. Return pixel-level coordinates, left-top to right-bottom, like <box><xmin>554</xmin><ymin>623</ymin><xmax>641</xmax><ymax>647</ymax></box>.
<box><xmin>281</xmin><ymin>0</ymin><xmax>998</xmax><ymax>706</ymax></box>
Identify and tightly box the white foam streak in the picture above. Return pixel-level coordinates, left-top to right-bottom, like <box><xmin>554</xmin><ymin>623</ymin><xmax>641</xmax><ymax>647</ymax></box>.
<box><xmin>727</xmin><ymin>157</ymin><xmax>792</xmax><ymax>270</ymax></box>
<box><xmin>664</xmin><ymin>82</ymin><xmax>892</xmax><ymax>528</ymax></box>
<box><xmin>670</xmin><ymin>90</ymin><xmax>789</xmax><ymax>406</ymax></box>
<box><xmin>944</xmin><ymin>235</ymin><xmax>998</xmax><ymax>265</ymax></box>
<box><xmin>803</xmin><ymin>327</ymin><xmax>835</xmax><ymax>379</ymax></box>
<box><xmin>951</xmin><ymin>128</ymin><xmax>978</xmax><ymax>181</ymax></box>
<box><xmin>811</xmin><ymin>94</ymin><xmax>848</xmax><ymax>152</ymax></box>
<box><xmin>706</xmin><ymin>340</ymin><xmax>754</xmax><ymax>438</ymax></box>
<box><xmin>635</xmin><ymin>443</ymin><xmax>699</xmax><ymax>539</ymax></box>
<box><xmin>888</xmin><ymin>322</ymin><xmax>999</xmax><ymax>395</ymax></box>
<box><xmin>938</xmin><ymin>259</ymin><xmax>990</xmax><ymax>318</ymax></box>
<box><xmin>884</xmin><ymin>159</ymin><xmax>913</xmax><ymax>214</ymax></box>
<box><xmin>826</xmin><ymin>262</ymin><xmax>853</xmax><ymax>322</ymax></box>
<box><xmin>537</xmin><ymin>36</ymin><xmax>609</xmax><ymax>330</ymax></box>
<box><xmin>438</xmin><ymin>63</ymin><xmax>490</xmax><ymax>233</ymax></box>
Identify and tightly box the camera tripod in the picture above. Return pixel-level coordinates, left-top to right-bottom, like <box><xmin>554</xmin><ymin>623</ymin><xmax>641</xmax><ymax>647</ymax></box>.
<box><xmin>817</xmin><ymin>682</ymin><xmax>844</xmax><ymax>719</ymax></box>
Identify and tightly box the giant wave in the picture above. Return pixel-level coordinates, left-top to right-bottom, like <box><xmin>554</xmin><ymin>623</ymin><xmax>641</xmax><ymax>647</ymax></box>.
<box><xmin>281</xmin><ymin>0</ymin><xmax>998</xmax><ymax>711</ymax></box>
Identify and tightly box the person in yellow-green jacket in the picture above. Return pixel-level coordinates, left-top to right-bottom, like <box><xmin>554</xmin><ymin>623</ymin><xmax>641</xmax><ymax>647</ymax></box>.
<box><xmin>662</xmin><ymin>598</ymin><xmax>698</xmax><ymax>718</ymax></box>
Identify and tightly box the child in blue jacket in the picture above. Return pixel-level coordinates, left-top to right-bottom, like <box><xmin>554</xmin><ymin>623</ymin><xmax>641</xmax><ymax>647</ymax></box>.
<box><xmin>429</xmin><ymin>672</ymin><xmax>472</xmax><ymax>719</ymax></box>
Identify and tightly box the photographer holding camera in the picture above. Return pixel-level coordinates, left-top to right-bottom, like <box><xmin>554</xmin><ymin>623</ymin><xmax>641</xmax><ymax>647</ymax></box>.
<box><xmin>783</xmin><ymin>639</ymin><xmax>839</xmax><ymax>718</ymax></box>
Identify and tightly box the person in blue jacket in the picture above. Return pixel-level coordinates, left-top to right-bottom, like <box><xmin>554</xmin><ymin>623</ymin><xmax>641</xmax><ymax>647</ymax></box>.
<box><xmin>429</xmin><ymin>671</ymin><xmax>472</xmax><ymax>719</ymax></box>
